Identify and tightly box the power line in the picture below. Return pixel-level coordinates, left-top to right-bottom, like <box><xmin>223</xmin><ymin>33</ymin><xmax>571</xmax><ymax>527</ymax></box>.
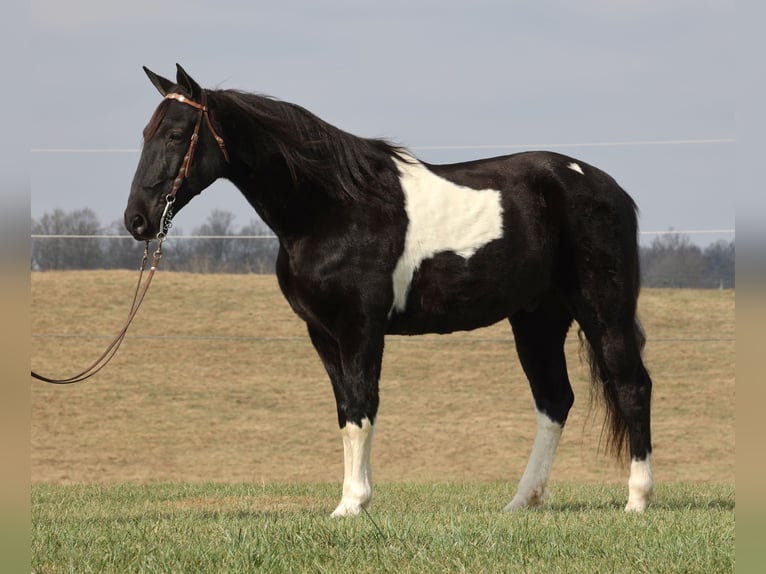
<box><xmin>639</xmin><ymin>229</ymin><xmax>735</xmax><ymax>236</ymax></box>
<box><xmin>30</xmin><ymin>148</ymin><xmax>140</xmax><ymax>153</ymax></box>
<box><xmin>412</xmin><ymin>138</ymin><xmax>736</xmax><ymax>151</ymax></box>
<box><xmin>30</xmin><ymin>137</ymin><xmax>736</xmax><ymax>154</ymax></box>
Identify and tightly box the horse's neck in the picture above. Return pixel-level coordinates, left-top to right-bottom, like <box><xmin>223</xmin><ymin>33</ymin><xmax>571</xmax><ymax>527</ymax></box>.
<box><xmin>212</xmin><ymin>94</ymin><xmax>356</xmax><ymax>243</ymax></box>
<box><xmin>227</xmin><ymin>157</ymin><xmax>324</xmax><ymax>244</ymax></box>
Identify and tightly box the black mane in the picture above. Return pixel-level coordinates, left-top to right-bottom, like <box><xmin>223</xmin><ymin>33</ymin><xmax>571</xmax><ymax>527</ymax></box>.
<box><xmin>212</xmin><ymin>89</ymin><xmax>408</xmax><ymax>201</ymax></box>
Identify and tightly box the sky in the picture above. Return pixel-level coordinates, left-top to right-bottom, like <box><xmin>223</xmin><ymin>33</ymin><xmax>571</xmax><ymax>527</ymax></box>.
<box><xmin>29</xmin><ymin>0</ymin><xmax>738</xmax><ymax>246</ymax></box>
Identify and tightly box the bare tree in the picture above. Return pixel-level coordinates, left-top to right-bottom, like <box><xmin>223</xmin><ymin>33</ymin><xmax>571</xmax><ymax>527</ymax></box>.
<box><xmin>702</xmin><ymin>240</ymin><xmax>735</xmax><ymax>289</ymax></box>
<box><xmin>101</xmin><ymin>219</ymin><xmax>149</xmax><ymax>270</ymax></box>
<box><xmin>231</xmin><ymin>219</ymin><xmax>279</xmax><ymax>273</ymax></box>
<box><xmin>38</xmin><ymin>209</ymin><xmax>739</xmax><ymax>287</ymax></box>
<box><xmin>32</xmin><ymin>208</ymin><xmax>104</xmax><ymax>270</ymax></box>
<box><xmin>641</xmin><ymin>232</ymin><xmax>734</xmax><ymax>289</ymax></box>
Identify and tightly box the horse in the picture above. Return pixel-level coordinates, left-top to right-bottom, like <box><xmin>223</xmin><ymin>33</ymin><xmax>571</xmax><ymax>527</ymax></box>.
<box><xmin>125</xmin><ymin>64</ymin><xmax>653</xmax><ymax>517</ymax></box>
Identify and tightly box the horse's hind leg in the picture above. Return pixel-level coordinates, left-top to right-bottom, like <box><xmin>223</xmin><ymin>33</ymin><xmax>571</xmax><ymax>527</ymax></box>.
<box><xmin>569</xmin><ymin>292</ymin><xmax>654</xmax><ymax>512</ymax></box>
<box><xmin>505</xmin><ymin>298</ymin><xmax>574</xmax><ymax>511</ymax></box>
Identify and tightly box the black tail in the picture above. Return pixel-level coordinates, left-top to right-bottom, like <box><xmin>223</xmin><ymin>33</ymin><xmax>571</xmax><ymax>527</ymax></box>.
<box><xmin>579</xmin><ymin>220</ymin><xmax>646</xmax><ymax>463</ymax></box>
<box><xmin>580</xmin><ymin>317</ymin><xmax>645</xmax><ymax>462</ymax></box>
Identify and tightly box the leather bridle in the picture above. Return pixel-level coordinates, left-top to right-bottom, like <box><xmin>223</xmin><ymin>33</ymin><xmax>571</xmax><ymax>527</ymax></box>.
<box><xmin>31</xmin><ymin>90</ymin><xmax>229</xmax><ymax>385</ymax></box>
<box><xmin>158</xmin><ymin>90</ymin><xmax>229</xmax><ymax>238</ymax></box>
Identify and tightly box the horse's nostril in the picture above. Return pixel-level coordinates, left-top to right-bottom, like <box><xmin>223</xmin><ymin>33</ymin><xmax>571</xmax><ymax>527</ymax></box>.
<box><xmin>130</xmin><ymin>213</ymin><xmax>147</xmax><ymax>235</ymax></box>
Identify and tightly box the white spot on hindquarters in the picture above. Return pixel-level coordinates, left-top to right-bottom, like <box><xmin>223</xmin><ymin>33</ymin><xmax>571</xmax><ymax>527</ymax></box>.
<box><xmin>567</xmin><ymin>162</ymin><xmax>584</xmax><ymax>175</ymax></box>
<box><xmin>390</xmin><ymin>155</ymin><xmax>504</xmax><ymax>314</ymax></box>
<box><xmin>625</xmin><ymin>454</ymin><xmax>654</xmax><ymax>512</ymax></box>
<box><xmin>331</xmin><ymin>418</ymin><xmax>375</xmax><ymax>517</ymax></box>
<box><xmin>504</xmin><ymin>410</ymin><xmax>563</xmax><ymax>511</ymax></box>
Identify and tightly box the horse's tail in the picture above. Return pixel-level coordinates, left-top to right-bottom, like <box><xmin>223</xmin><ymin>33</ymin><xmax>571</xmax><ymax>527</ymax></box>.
<box><xmin>579</xmin><ymin>318</ymin><xmax>645</xmax><ymax>462</ymax></box>
<box><xmin>578</xmin><ymin>203</ymin><xmax>645</xmax><ymax>462</ymax></box>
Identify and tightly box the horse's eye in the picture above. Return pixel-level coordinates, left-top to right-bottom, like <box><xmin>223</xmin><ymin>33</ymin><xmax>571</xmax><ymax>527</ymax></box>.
<box><xmin>167</xmin><ymin>131</ymin><xmax>184</xmax><ymax>144</ymax></box>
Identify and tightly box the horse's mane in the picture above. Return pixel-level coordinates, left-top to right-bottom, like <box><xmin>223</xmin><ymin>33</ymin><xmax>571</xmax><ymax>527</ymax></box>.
<box><xmin>214</xmin><ymin>89</ymin><xmax>408</xmax><ymax>201</ymax></box>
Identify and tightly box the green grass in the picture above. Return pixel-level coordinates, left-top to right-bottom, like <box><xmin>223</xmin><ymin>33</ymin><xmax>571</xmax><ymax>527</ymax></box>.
<box><xmin>32</xmin><ymin>482</ymin><xmax>734</xmax><ymax>573</ymax></box>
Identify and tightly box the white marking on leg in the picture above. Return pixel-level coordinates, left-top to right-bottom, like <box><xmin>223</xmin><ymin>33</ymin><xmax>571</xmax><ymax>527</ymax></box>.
<box><xmin>390</xmin><ymin>155</ymin><xmax>504</xmax><ymax>314</ymax></box>
<box><xmin>567</xmin><ymin>162</ymin><xmax>584</xmax><ymax>175</ymax></box>
<box><xmin>331</xmin><ymin>418</ymin><xmax>375</xmax><ymax>517</ymax></box>
<box><xmin>625</xmin><ymin>454</ymin><xmax>653</xmax><ymax>512</ymax></box>
<box><xmin>504</xmin><ymin>410</ymin><xmax>563</xmax><ymax>511</ymax></box>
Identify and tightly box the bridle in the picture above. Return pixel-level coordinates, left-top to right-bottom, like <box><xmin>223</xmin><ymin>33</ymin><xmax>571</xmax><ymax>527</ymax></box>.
<box><xmin>157</xmin><ymin>90</ymin><xmax>230</xmax><ymax>239</ymax></box>
<box><xmin>31</xmin><ymin>90</ymin><xmax>229</xmax><ymax>385</ymax></box>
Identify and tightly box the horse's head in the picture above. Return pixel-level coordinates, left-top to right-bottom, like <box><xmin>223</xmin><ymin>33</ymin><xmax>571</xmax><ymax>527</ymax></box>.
<box><xmin>125</xmin><ymin>64</ymin><xmax>229</xmax><ymax>240</ymax></box>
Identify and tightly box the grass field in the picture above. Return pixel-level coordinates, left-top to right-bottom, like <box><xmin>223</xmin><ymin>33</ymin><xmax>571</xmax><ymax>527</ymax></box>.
<box><xmin>32</xmin><ymin>482</ymin><xmax>734</xmax><ymax>573</ymax></box>
<box><xmin>31</xmin><ymin>271</ymin><xmax>735</xmax><ymax>571</ymax></box>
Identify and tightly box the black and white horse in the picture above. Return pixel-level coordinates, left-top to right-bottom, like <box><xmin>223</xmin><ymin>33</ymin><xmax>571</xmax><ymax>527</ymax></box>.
<box><xmin>125</xmin><ymin>65</ymin><xmax>653</xmax><ymax>516</ymax></box>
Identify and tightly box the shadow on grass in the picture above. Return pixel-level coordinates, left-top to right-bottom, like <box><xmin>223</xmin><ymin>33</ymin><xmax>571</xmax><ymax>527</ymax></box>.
<box><xmin>544</xmin><ymin>498</ymin><xmax>735</xmax><ymax>513</ymax></box>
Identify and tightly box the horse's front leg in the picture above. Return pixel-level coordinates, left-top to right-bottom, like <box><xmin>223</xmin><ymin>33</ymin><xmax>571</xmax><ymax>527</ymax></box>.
<box><xmin>308</xmin><ymin>324</ymin><xmax>383</xmax><ymax>517</ymax></box>
<box><xmin>335</xmin><ymin>417</ymin><xmax>375</xmax><ymax>517</ymax></box>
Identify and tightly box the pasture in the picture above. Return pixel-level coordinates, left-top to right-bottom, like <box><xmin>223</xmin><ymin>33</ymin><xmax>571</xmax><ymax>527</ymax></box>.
<box><xmin>31</xmin><ymin>271</ymin><xmax>735</xmax><ymax>571</ymax></box>
<box><xmin>33</xmin><ymin>482</ymin><xmax>733</xmax><ymax>573</ymax></box>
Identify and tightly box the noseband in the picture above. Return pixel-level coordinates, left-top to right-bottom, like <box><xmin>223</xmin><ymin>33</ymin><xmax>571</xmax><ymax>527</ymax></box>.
<box><xmin>158</xmin><ymin>90</ymin><xmax>230</xmax><ymax>238</ymax></box>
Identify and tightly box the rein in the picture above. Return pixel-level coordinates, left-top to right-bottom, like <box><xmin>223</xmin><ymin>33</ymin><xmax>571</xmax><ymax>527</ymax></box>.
<box><xmin>31</xmin><ymin>89</ymin><xmax>228</xmax><ymax>385</ymax></box>
<box><xmin>31</xmin><ymin>243</ymin><xmax>163</xmax><ymax>384</ymax></box>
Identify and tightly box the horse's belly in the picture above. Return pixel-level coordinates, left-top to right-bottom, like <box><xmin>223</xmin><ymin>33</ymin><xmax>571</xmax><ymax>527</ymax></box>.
<box><xmin>385</xmin><ymin>253</ymin><xmax>519</xmax><ymax>335</ymax></box>
<box><xmin>386</xmin><ymin>305</ymin><xmax>506</xmax><ymax>335</ymax></box>
<box><xmin>384</xmin><ymin>242</ymin><xmax>552</xmax><ymax>335</ymax></box>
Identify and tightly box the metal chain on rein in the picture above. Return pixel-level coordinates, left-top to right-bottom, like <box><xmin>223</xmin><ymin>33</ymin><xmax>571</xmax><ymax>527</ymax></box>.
<box><xmin>158</xmin><ymin>193</ymin><xmax>175</xmax><ymax>240</ymax></box>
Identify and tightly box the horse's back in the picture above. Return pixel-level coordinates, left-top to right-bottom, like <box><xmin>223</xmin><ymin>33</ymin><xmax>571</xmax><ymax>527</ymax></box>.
<box><xmin>386</xmin><ymin>151</ymin><xmax>640</xmax><ymax>335</ymax></box>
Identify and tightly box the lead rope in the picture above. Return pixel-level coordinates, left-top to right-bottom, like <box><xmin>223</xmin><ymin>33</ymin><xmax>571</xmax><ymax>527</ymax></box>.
<box><xmin>32</xmin><ymin>89</ymin><xmax>227</xmax><ymax>384</ymax></box>
<box><xmin>31</xmin><ymin>239</ymin><xmax>165</xmax><ymax>384</ymax></box>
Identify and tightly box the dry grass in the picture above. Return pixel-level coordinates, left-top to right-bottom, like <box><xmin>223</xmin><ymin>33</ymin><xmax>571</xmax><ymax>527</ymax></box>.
<box><xmin>31</xmin><ymin>271</ymin><xmax>734</xmax><ymax>486</ymax></box>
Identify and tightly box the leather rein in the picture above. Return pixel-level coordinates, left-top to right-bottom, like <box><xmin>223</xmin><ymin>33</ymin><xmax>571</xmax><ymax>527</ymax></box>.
<box><xmin>32</xmin><ymin>90</ymin><xmax>228</xmax><ymax>384</ymax></box>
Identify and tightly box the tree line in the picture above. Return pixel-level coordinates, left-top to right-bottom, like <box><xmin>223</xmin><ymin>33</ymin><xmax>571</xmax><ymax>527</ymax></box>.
<box><xmin>31</xmin><ymin>208</ymin><xmax>735</xmax><ymax>288</ymax></box>
<box><xmin>31</xmin><ymin>208</ymin><xmax>278</xmax><ymax>274</ymax></box>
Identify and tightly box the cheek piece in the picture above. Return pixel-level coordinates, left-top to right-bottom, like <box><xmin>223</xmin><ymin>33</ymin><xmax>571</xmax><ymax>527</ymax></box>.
<box><xmin>158</xmin><ymin>91</ymin><xmax>230</xmax><ymax>239</ymax></box>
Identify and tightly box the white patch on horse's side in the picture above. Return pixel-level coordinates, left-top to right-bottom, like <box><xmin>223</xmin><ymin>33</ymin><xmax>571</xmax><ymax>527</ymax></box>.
<box><xmin>331</xmin><ymin>418</ymin><xmax>375</xmax><ymax>517</ymax></box>
<box><xmin>625</xmin><ymin>454</ymin><xmax>654</xmax><ymax>512</ymax></box>
<box><xmin>390</xmin><ymin>155</ymin><xmax>504</xmax><ymax>314</ymax></box>
<box><xmin>504</xmin><ymin>410</ymin><xmax>563</xmax><ymax>511</ymax></box>
<box><xmin>567</xmin><ymin>162</ymin><xmax>584</xmax><ymax>175</ymax></box>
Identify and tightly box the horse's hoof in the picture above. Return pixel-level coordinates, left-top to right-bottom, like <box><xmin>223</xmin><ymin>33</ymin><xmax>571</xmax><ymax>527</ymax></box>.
<box><xmin>503</xmin><ymin>487</ymin><xmax>546</xmax><ymax>512</ymax></box>
<box><xmin>503</xmin><ymin>498</ymin><xmax>544</xmax><ymax>512</ymax></box>
<box><xmin>624</xmin><ymin>499</ymin><xmax>649</xmax><ymax>512</ymax></box>
<box><xmin>331</xmin><ymin>500</ymin><xmax>364</xmax><ymax>517</ymax></box>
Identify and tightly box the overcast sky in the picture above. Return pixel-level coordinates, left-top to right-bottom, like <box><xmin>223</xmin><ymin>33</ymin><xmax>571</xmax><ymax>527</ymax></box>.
<box><xmin>30</xmin><ymin>0</ymin><xmax>737</xmax><ymax>245</ymax></box>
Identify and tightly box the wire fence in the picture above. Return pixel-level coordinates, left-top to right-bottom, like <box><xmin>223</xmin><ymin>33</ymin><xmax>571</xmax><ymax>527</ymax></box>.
<box><xmin>29</xmin><ymin>227</ymin><xmax>736</xmax><ymax>287</ymax></box>
<box><xmin>30</xmin><ymin>229</ymin><xmax>735</xmax><ymax>240</ymax></box>
<box><xmin>31</xmin><ymin>240</ymin><xmax>735</xmax><ymax>345</ymax></box>
<box><xmin>31</xmin><ymin>230</ymin><xmax>735</xmax><ymax>344</ymax></box>
<box><xmin>30</xmin><ymin>332</ymin><xmax>735</xmax><ymax>345</ymax></box>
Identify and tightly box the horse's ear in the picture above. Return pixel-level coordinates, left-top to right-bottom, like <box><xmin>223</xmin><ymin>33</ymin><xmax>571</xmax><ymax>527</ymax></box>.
<box><xmin>143</xmin><ymin>66</ymin><xmax>174</xmax><ymax>97</ymax></box>
<box><xmin>175</xmin><ymin>64</ymin><xmax>202</xmax><ymax>100</ymax></box>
